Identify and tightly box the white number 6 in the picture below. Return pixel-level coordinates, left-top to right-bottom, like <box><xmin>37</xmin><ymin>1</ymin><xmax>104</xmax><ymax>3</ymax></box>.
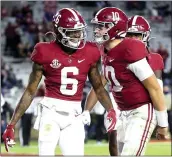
<box><xmin>60</xmin><ymin>67</ymin><xmax>79</xmax><ymax>95</ymax></box>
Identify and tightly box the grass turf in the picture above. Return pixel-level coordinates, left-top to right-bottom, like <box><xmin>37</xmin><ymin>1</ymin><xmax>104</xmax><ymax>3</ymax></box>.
<box><xmin>1</xmin><ymin>140</ymin><xmax>171</xmax><ymax>155</ymax></box>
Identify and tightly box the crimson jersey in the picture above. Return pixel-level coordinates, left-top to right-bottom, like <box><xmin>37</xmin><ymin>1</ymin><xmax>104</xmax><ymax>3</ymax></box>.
<box><xmin>102</xmin><ymin>38</ymin><xmax>153</xmax><ymax>110</ymax></box>
<box><xmin>147</xmin><ymin>53</ymin><xmax>164</xmax><ymax>71</ymax></box>
<box><xmin>31</xmin><ymin>41</ymin><xmax>100</xmax><ymax>101</ymax></box>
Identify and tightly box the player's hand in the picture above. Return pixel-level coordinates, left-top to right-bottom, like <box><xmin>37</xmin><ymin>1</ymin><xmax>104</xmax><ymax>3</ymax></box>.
<box><xmin>2</xmin><ymin>124</ymin><xmax>16</xmax><ymax>152</ymax></box>
<box><xmin>80</xmin><ymin>110</ymin><xmax>91</xmax><ymax>125</ymax></box>
<box><xmin>156</xmin><ymin>126</ymin><xmax>169</xmax><ymax>140</ymax></box>
<box><xmin>104</xmin><ymin>109</ymin><xmax>116</xmax><ymax>133</ymax></box>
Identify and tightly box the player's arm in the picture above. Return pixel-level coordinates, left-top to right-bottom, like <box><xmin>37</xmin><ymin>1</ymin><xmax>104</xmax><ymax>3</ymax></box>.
<box><xmin>9</xmin><ymin>63</ymin><xmax>43</xmax><ymax>125</ymax></box>
<box><xmin>82</xmin><ymin>62</ymin><xmax>116</xmax><ymax>132</ymax></box>
<box><xmin>128</xmin><ymin>58</ymin><xmax>168</xmax><ymax>127</ymax></box>
<box><xmin>142</xmin><ymin>70</ymin><xmax>168</xmax><ymax>139</ymax></box>
<box><xmin>154</xmin><ymin>70</ymin><xmax>163</xmax><ymax>89</ymax></box>
<box><xmin>2</xmin><ymin>62</ymin><xmax>43</xmax><ymax>152</ymax></box>
<box><xmin>88</xmin><ymin>63</ymin><xmax>112</xmax><ymax>111</ymax></box>
<box><xmin>85</xmin><ymin>74</ymin><xmax>108</xmax><ymax>111</ymax></box>
<box><xmin>154</xmin><ymin>70</ymin><xmax>162</xmax><ymax>79</ymax></box>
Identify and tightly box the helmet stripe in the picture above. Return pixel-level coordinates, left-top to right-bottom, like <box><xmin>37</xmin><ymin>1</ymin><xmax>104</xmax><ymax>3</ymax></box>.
<box><xmin>95</xmin><ymin>7</ymin><xmax>107</xmax><ymax>21</ymax></box>
<box><xmin>64</xmin><ymin>8</ymin><xmax>79</xmax><ymax>21</ymax></box>
<box><xmin>132</xmin><ymin>15</ymin><xmax>138</xmax><ymax>26</ymax></box>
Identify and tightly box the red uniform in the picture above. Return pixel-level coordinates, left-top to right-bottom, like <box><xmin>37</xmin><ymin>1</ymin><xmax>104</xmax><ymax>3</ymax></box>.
<box><xmin>102</xmin><ymin>38</ymin><xmax>158</xmax><ymax>156</ymax></box>
<box><xmin>31</xmin><ymin>41</ymin><xmax>100</xmax><ymax>101</ymax></box>
<box><xmin>102</xmin><ymin>38</ymin><xmax>152</xmax><ymax>110</ymax></box>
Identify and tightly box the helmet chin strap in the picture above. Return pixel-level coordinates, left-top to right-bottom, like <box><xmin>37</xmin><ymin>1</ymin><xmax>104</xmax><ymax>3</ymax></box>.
<box><xmin>94</xmin><ymin>34</ymin><xmax>109</xmax><ymax>44</ymax></box>
<box><xmin>95</xmin><ymin>37</ymin><xmax>105</xmax><ymax>44</ymax></box>
<box><xmin>68</xmin><ymin>40</ymin><xmax>81</xmax><ymax>48</ymax></box>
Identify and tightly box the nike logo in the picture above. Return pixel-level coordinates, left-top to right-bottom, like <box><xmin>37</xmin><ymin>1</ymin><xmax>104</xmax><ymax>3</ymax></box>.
<box><xmin>78</xmin><ymin>59</ymin><xmax>85</xmax><ymax>63</ymax></box>
<box><xmin>109</xmin><ymin>59</ymin><xmax>114</xmax><ymax>62</ymax></box>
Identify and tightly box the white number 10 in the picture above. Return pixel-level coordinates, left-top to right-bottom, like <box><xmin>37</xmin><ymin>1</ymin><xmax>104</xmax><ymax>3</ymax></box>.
<box><xmin>104</xmin><ymin>66</ymin><xmax>123</xmax><ymax>92</ymax></box>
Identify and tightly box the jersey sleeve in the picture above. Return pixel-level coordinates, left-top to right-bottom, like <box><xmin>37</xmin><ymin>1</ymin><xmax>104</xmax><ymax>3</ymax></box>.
<box><xmin>30</xmin><ymin>43</ymin><xmax>45</xmax><ymax>65</ymax></box>
<box><xmin>124</xmin><ymin>39</ymin><xmax>148</xmax><ymax>63</ymax></box>
<box><xmin>127</xmin><ymin>58</ymin><xmax>154</xmax><ymax>81</ymax></box>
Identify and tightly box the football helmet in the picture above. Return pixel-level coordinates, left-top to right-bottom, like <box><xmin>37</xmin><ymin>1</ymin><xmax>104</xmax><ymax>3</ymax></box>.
<box><xmin>53</xmin><ymin>8</ymin><xmax>87</xmax><ymax>49</ymax></box>
<box><xmin>91</xmin><ymin>7</ymin><xmax>128</xmax><ymax>44</ymax></box>
<box><xmin>127</xmin><ymin>15</ymin><xmax>151</xmax><ymax>43</ymax></box>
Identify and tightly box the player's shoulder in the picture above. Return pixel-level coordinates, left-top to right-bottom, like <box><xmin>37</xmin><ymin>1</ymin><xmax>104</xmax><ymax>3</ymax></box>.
<box><xmin>85</xmin><ymin>41</ymin><xmax>99</xmax><ymax>49</ymax></box>
<box><xmin>31</xmin><ymin>41</ymin><xmax>56</xmax><ymax>64</ymax></box>
<box><xmin>149</xmin><ymin>53</ymin><xmax>163</xmax><ymax>61</ymax></box>
<box><xmin>84</xmin><ymin>41</ymin><xmax>101</xmax><ymax>63</ymax></box>
<box><xmin>123</xmin><ymin>38</ymin><xmax>145</xmax><ymax>47</ymax></box>
<box><xmin>34</xmin><ymin>41</ymin><xmax>55</xmax><ymax>49</ymax></box>
<box><xmin>33</xmin><ymin>41</ymin><xmax>59</xmax><ymax>57</ymax></box>
<box><xmin>123</xmin><ymin>38</ymin><xmax>147</xmax><ymax>63</ymax></box>
<box><xmin>149</xmin><ymin>53</ymin><xmax>164</xmax><ymax>70</ymax></box>
<box><xmin>85</xmin><ymin>41</ymin><xmax>101</xmax><ymax>55</ymax></box>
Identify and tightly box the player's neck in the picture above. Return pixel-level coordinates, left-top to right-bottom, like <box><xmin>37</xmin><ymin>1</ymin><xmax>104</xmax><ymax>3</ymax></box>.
<box><xmin>104</xmin><ymin>39</ymin><xmax>123</xmax><ymax>51</ymax></box>
<box><xmin>56</xmin><ymin>40</ymin><xmax>77</xmax><ymax>55</ymax></box>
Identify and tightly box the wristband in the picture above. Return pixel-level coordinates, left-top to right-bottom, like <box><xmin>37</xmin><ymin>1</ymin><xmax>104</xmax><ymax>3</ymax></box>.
<box><xmin>155</xmin><ymin>110</ymin><xmax>168</xmax><ymax>127</ymax></box>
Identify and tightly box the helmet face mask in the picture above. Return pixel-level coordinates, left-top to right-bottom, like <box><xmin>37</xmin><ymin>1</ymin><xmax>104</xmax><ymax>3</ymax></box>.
<box><xmin>52</xmin><ymin>8</ymin><xmax>87</xmax><ymax>49</ymax></box>
<box><xmin>92</xmin><ymin>22</ymin><xmax>114</xmax><ymax>44</ymax></box>
<box><xmin>57</xmin><ymin>27</ymin><xmax>87</xmax><ymax>49</ymax></box>
<box><xmin>127</xmin><ymin>30</ymin><xmax>150</xmax><ymax>43</ymax></box>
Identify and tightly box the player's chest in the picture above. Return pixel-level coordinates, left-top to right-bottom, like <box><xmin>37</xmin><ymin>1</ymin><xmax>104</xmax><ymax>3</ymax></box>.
<box><xmin>102</xmin><ymin>56</ymin><xmax>129</xmax><ymax>78</ymax></box>
<box><xmin>43</xmin><ymin>54</ymin><xmax>91</xmax><ymax>76</ymax></box>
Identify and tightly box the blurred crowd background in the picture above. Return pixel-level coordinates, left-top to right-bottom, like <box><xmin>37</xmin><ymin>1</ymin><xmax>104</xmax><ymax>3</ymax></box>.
<box><xmin>1</xmin><ymin>1</ymin><xmax>172</xmax><ymax>146</ymax></box>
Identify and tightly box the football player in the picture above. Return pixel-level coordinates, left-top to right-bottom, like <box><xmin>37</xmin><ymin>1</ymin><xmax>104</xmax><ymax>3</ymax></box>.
<box><xmin>2</xmin><ymin>8</ymin><xmax>116</xmax><ymax>156</ymax></box>
<box><xmin>85</xmin><ymin>7</ymin><xmax>168</xmax><ymax>156</ymax></box>
<box><xmin>126</xmin><ymin>15</ymin><xmax>164</xmax><ymax>90</ymax></box>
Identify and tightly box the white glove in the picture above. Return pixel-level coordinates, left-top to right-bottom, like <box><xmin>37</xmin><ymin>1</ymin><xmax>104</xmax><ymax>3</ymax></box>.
<box><xmin>80</xmin><ymin>110</ymin><xmax>91</xmax><ymax>125</ymax></box>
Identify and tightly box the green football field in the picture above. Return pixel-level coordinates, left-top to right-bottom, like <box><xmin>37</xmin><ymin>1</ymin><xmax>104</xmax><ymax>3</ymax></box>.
<box><xmin>1</xmin><ymin>140</ymin><xmax>171</xmax><ymax>156</ymax></box>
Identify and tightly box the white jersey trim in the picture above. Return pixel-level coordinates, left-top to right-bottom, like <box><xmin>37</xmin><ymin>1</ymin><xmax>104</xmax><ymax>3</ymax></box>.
<box><xmin>65</xmin><ymin>8</ymin><xmax>79</xmax><ymax>21</ymax></box>
<box><xmin>127</xmin><ymin>58</ymin><xmax>154</xmax><ymax>81</ymax></box>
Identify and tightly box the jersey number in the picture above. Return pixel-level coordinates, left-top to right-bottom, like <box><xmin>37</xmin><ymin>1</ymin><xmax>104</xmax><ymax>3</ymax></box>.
<box><xmin>60</xmin><ymin>67</ymin><xmax>79</xmax><ymax>95</ymax></box>
<box><xmin>104</xmin><ymin>66</ymin><xmax>123</xmax><ymax>92</ymax></box>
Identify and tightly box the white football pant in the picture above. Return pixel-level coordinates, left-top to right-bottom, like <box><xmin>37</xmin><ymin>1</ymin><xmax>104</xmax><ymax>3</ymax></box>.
<box><xmin>35</xmin><ymin>97</ymin><xmax>85</xmax><ymax>156</ymax></box>
<box><xmin>116</xmin><ymin>103</ymin><xmax>157</xmax><ymax>156</ymax></box>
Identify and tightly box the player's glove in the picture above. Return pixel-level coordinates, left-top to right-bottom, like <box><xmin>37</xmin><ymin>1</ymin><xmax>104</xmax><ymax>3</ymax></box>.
<box><xmin>80</xmin><ymin>110</ymin><xmax>91</xmax><ymax>125</ymax></box>
<box><xmin>2</xmin><ymin>124</ymin><xmax>16</xmax><ymax>152</ymax></box>
<box><xmin>104</xmin><ymin>109</ymin><xmax>117</xmax><ymax>132</ymax></box>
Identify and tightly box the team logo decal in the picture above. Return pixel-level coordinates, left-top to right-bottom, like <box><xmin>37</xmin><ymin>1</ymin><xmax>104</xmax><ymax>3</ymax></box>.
<box><xmin>53</xmin><ymin>13</ymin><xmax>61</xmax><ymax>27</ymax></box>
<box><xmin>50</xmin><ymin>59</ymin><xmax>61</xmax><ymax>68</ymax></box>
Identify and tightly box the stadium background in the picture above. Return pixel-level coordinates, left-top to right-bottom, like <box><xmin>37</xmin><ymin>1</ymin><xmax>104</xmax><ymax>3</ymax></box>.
<box><xmin>1</xmin><ymin>1</ymin><xmax>172</xmax><ymax>155</ymax></box>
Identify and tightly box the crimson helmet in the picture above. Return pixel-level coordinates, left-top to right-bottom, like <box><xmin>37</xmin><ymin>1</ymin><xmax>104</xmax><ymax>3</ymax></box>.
<box><xmin>91</xmin><ymin>7</ymin><xmax>128</xmax><ymax>44</ymax></box>
<box><xmin>52</xmin><ymin>8</ymin><xmax>87</xmax><ymax>49</ymax></box>
<box><xmin>127</xmin><ymin>15</ymin><xmax>151</xmax><ymax>43</ymax></box>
